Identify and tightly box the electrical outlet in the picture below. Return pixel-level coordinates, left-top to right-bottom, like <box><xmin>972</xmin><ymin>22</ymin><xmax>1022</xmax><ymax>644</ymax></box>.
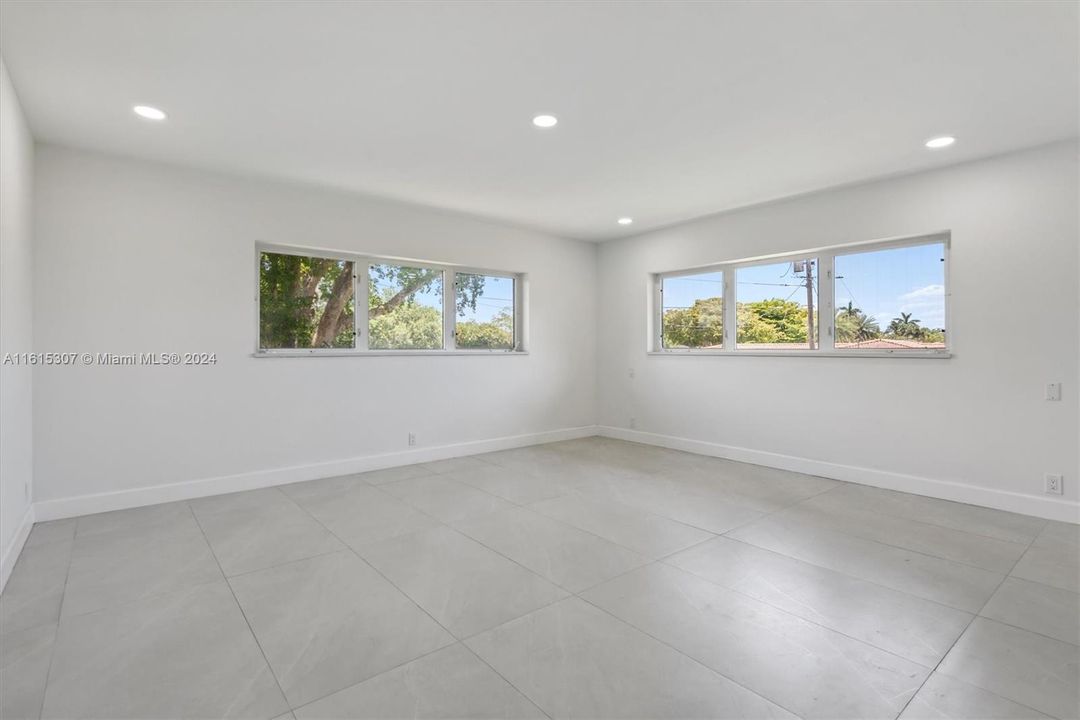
<box><xmin>1045</xmin><ymin>474</ymin><xmax>1063</xmax><ymax>495</ymax></box>
<box><xmin>408</xmin><ymin>433</ymin><xmax>416</xmax><ymax>447</ymax></box>
<box><xmin>628</xmin><ymin>368</ymin><xmax>636</xmax><ymax>379</ymax></box>
<box><xmin>629</xmin><ymin>417</ymin><xmax>637</xmax><ymax>430</ymax></box>
<box><xmin>1045</xmin><ymin>383</ymin><xmax>1062</xmax><ymax>401</ymax></box>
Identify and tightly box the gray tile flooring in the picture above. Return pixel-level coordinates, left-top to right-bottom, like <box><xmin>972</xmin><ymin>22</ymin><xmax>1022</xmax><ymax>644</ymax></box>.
<box><xmin>1</xmin><ymin>437</ymin><xmax>1077</xmax><ymax>719</ymax></box>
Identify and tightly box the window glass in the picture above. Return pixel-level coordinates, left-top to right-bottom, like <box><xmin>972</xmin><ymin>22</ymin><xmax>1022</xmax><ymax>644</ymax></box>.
<box><xmin>368</xmin><ymin>264</ymin><xmax>444</xmax><ymax>350</ymax></box>
<box><xmin>736</xmin><ymin>258</ymin><xmax>819</xmax><ymax>350</ymax></box>
<box><xmin>455</xmin><ymin>273</ymin><xmax>515</xmax><ymax>350</ymax></box>
<box><xmin>661</xmin><ymin>272</ymin><xmax>724</xmax><ymax>349</ymax></box>
<box><xmin>834</xmin><ymin>243</ymin><xmax>946</xmax><ymax>350</ymax></box>
<box><xmin>259</xmin><ymin>252</ymin><xmax>355</xmax><ymax>349</ymax></box>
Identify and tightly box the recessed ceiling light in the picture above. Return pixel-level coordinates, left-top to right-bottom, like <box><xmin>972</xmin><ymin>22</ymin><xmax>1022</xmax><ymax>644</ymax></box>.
<box><xmin>532</xmin><ymin>114</ymin><xmax>558</xmax><ymax>128</ymax></box>
<box><xmin>617</xmin><ymin>217</ymin><xmax>634</xmax><ymax>225</ymax></box>
<box><xmin>925</xmin><ymin>135</ymin><xmax>956</xmax><ymax>149</ymax></box>
<box><xmin>133</xmin><ymin>105</ymin><xmax>167</xmax><ymax>121</ymax></box>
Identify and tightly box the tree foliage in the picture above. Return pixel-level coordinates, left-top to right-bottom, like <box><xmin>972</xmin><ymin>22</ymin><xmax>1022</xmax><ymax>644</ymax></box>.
<box><xmin>260</xmin><ymin>254</ymin><xmax>513</xmax><ymax>350</ymax></box>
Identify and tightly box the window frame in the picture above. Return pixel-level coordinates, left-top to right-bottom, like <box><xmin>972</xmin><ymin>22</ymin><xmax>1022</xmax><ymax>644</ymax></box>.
<box><xmin>255</xmin><ymin>243</ymin><xmax>527</xmax><ymax>357</ymax></box>
<box><xmin>650</xmin><ymin>232</ymin><xmax>951</xmax><ymax>358</ymax></box>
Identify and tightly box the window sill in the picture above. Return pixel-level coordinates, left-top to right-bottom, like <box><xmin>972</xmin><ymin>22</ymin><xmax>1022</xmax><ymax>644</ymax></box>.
<box><xmin>647</xmin><ymin>350</ymin><xmax>950</xmax><ymax>359</ymax></box>
<box><xmin>254</xmin><ymin>350</ymin><xmax>528</xmax><ymax>358</ymax></box>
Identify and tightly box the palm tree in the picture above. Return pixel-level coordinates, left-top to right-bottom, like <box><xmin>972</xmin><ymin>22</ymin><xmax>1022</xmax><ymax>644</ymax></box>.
<box><xmin>887</xmin><ymin>312</ymin><xmax>923</xmax><ymax>338</ymax></box>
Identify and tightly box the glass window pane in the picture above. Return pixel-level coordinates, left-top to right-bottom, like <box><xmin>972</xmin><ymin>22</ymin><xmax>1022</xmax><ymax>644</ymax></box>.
<box><xmin>661</xmin><ymin>272</ymin><xmax>724</xmax><ymax>349</ymax></box>
<box><xmin>834</xmin><ymin>243</ymin><xmax>945</xmax><ymax>351</ymax></box>
<box><xmin>454</xmin><ymin>273</ymin><xmax>515</xmax><ymax>350</ymax></box>
<box><xmin>736</xmin><ymin>258</ymin><xmax>818</xmax><ymax>350</ymax></box>
<box><xmin>259</xmin><ymin>252</ymin><xmax>355</xmax><ymax>349</ymax></box>
<box><xmin>368</xmin><ymin>264</ymin><xmax>444</xmax><ymax>350</ymax></box>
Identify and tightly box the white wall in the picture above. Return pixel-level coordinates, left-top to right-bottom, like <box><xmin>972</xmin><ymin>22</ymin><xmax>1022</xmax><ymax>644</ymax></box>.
<box><xmin>0</xmin><ymin>60</ymin><xmax>36</xmax><ymax>580</ymax></box>
<box><xmin>598</xmin><ymin>141</ymin><xmax>1079</xmax><ymax>521</ymax></box>
<box><xmin>31</xmin><ymin>145</ymin><xmax>597</xmax><ymax>515</ymax></box>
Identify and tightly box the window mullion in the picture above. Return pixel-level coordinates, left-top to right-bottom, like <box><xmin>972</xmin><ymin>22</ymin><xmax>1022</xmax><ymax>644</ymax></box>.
<box><xmin>723</xmin><ymin>267</ymin><xmax>736</xmax><ymax>352</ymax></box>
<box><xmin>819</xmin><ymin>253</ymin><xmax>835</xmax><ymax>352</ymax></box>
<box><xmin>357</xmin><ymin>261</ymin><xmax>370</xmax><ymax>351</ymax></box>
<box><xmin>443</xmin><ymin>270</ymin><xmax>455</xmax><ymax>351</ymax></box>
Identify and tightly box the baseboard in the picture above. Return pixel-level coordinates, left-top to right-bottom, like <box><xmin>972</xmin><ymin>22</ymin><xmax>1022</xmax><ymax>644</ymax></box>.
<box><xmin>1</xmin><ymin>504</ymin><xmax>35</xmax><ymax>593</ymax></box>
<box><xmin>32</xmin><ymin>425</ymin><xmax>599</xmax><ymax>523</ymax></box>
<box><xmin>598</xmin><ymin>426</ymin><xmax>1080</xmax><ymax>524</ymax></box>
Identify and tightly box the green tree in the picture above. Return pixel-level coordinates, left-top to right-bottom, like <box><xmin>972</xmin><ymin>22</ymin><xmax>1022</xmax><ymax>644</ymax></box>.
<box><xmin>886</xmin><ymin>312</ymin><xmax>923</xmax><ymax>338</ymax></box>
<box><xmin>835</xmin><ymin>302</ymin><xmax>881</xmax><ymax>342</ymax></box>
<box><xmin>259</xmin><ymin>254</ymin><xmax>490</xmax><ymax>350</ymax></box>
<box><xmin>662</xmin><ymin>297</ymin><xmax>724</xmax><ymax>348</ymax></box>
<box><xmin>739</xmin><ymin>299</ymin><xmax>808</xmax><ymax>344</ymax></box>
<box><xmin>456</xmin><ymin>310</ymin><xmax>514</xmax><ymax>349</ymax></box>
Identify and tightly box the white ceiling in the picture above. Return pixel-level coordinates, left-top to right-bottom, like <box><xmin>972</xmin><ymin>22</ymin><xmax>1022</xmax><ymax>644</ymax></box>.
<box><xmin>1</xmin><ymin>1</ymin><xmax>1076</xmax><ymax>241</ymax></box>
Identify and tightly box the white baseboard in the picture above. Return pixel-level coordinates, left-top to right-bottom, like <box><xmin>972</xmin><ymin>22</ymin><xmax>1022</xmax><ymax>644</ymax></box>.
<box><xmin>598</xmin><ymin>426</ymin><xmax>1080</xmax><ymax>524</ymax></box>
<box><xmin>1</xmin><ymin>504</ymin><xmax>35</xmax><ymax>593</ymax></box>
<box><xmin>33</xmin><ymin>425</ymin><xmax>599</xmax><ymax>523</ymax></box>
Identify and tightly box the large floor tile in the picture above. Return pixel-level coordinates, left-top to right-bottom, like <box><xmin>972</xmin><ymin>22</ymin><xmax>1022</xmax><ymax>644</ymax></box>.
<box><xmin>576</xmin><ymin>472</ymin><xmax>764</xmax><ymax>534</ymax></box>
<box><xmin>667</xmin><ymin>536</ymin><xmax>972</xmax><ymax>666</ymax></box>
<box><xmin>980</xmin><ymin>577</ymin><xmax>1079</xmax><ymax>645</ymax></box>
<box><xmin>41</xmin><ymin>581</ymin><xmax>286</xmax><ymax>719</ymax></box>
<box><xmin>662</xmin><ymin>456</ymin><xmax>840</xmax><ymax>510</ymax></box>
<box><xmin>467</xmin><ymin>597</ymin><xmax>796</xmax><ymax>719</ymax></box>
<box><xmin>1011</xmin><ymin>543</ymin><xmax>1080</xmax><ymax>593</ymax></box>
<box><xmin>937</xmin><ymin>618</ymin><xmax>1079</xmax><ymax>720</ymax></box>
<box><xmin>1033</xmin><ymin>521</ymin><xmax>1080</xmax><ymax>550</ymax></box>
<box><xmin>192</xmin><ymin>490</ymin><xmax>344</xmax><ymax>576</ymax></box>
<box><xmin>229</xmin><ymin>550</ymin><xmax>454</xmax><ymax>708</ymax></box>
<box><xmin>454</xmin><ymin>507</ymin><xmax>647</xmax><ymax>592</ymax></box>
<box><xmin>582</xmin><ymin>563</ymin><xmax>928</xmax><ymax>719</ymax></box>
<box><xmin>1</xmin><ymin>622</ymin><xmax>56</xmax><ymax>720</ymax></box>
<box><xmin>61</xmin><ymin>513</ymin><xmax>221</xmax><ymax>618</ymax></box>
<box><xmin>294</xmin><ymin>643</ymin><xmax>544</xmax><ymax>719</ymax></box>
<box><xmin>418</xmin><ymin>456</ymin><xmax>494</xmax><ymax>475</ymax></box>
<box><xmin>529</xmin><ymin>494</ymin><xmax>714</xmax><ymax>560</ymax></box>
<box><xmin>285</xmin><ymin>482</ymin><xmax>440</xmax><ymax>549</ymax></box>
<box><xmin>0</xmin><ymin>540</ymin><xmax>71</xmax><ymax>634</ymax></box>
<box><xmin>811</xmin><ymin>485</ymin><xmax>1046</xmax><ymax>545</ymax></box>
<box><xmin>899</xmin><ymin>672</ymin><xmax>1052</xmax><ymax>719</ymax></box>
<box><xmin>359</xmin><ymin>464</ymin><xmax>435</xmax><ymax>486</ymax></box>
<box><xmin>381</xmin><ymin>475</ymin><xmax>515</xmax><ymax>523</ymax></box>
<box><xmin>448</xmin><ymin>464</ymin><xmax>574</xmax><ymax>504</ymax></box>
<box><xmin>74</xmin><ymin>501</ymin><xmax>194</xmax><ymax>538</ymax></box>
<box><xmin>358</xmin><ymin>526</ymin><xmax>567</xmax><ymax>637</ymax></box>
<box><xmin>25</xmin><ymin>520</ymin><xmax>76</xmax><ymax>549</ymax></box>
<box><xmin>729</xmin><ymin>514</ymin><xmax>1003</xmax><ymax>612</ymax></box>
<box><xmin>793</xmin><ymin>495</ymin><xmax>1029</xmax><ymax>573</ymax></box>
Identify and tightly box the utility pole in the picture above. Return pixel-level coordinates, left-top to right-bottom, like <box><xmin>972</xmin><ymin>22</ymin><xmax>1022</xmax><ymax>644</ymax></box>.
<box><xmin>805</xmin><ymin>259</ymin><xmax>815</xmax><ymax>349</ymax></box>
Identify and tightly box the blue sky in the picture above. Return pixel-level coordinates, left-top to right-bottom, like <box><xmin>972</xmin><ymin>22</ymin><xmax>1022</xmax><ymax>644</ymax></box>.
<box><xmin>662</xmin><ymin>242</ymin><xmax>946</xmax><ymax>331</ymax></box>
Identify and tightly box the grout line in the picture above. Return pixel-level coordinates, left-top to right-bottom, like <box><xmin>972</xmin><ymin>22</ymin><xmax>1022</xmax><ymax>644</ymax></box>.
<box><xmin>572</xmin><ymin>584</ymin><xmax>805</xmax><ymax>719</ymax></box>
<box><xmin>890</xmin><ymin>522</ymin><xmax>1044</xmax><ymax>720</ymax></box>
<box><xmin>187</xmin><ymin>502</ymin><xmax>292</xmax><ymax>713</ymax></box>
<box><xmin>34</xmin><ymin>533</ymin><xmax>76</xmax><ymax>719</ymax></box>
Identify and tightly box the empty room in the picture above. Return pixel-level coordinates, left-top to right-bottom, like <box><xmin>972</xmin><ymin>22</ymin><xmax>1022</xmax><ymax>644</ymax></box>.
<box><xmin>0</xmin><ymin>1</ymin><xmax>1077</xmax><ymax>719</ymax></box>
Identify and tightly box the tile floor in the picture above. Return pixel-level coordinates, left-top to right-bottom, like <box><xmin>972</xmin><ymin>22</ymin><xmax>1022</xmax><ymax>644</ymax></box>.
<box><xmin>1</xmin><ymin>437</ymin><xmax>1077</xmax><ymax>719</ymax></box>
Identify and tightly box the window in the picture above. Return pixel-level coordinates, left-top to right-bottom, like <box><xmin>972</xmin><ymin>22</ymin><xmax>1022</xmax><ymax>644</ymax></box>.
<box><xmin>259</xmin><ymin>252</ymin><xmax>356</xmax><ymax>349</ymax></box>
<box><xmin>257</xmin><ymin>247</ymin><xmax>524</xmax><ymax>355</ymax></box>
<box><xmin>834</xmin><ymin>242</ymin><xmax>946</xmax><ymax>351</ymax></box>
<box><xmin>455</xmin><ymin>273</ymin><xmax>516</xmax><ymax>350</ymax></box>
<box><xmin>736</xmin><ymin>258</ymin><xmax>818</xmax><ymax>350</ymax></box>
<box><xmin>652</xmin><ymin>233</ymin><xmax>949</xmax><ymax>356</ymax></box>
<box><xmin>368</xmin><ymin>263</ymin><xmax>444</xmax><ymax>350</ymax></box>
<box><xmin>661</xmin><ymin>272</ymin><xmax>724</xmax><ymax>349</ymax></box>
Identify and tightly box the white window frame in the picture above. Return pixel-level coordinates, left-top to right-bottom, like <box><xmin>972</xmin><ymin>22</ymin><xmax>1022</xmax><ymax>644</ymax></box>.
<box><xmin>650</xmin><ymin>231</ymin><xmax>951</xmax><ymax>358</ymax></box>
<box><xmin>254</xmin><ymin>243</ymin><xmax>527</xmax><ymax>356</ymax></box>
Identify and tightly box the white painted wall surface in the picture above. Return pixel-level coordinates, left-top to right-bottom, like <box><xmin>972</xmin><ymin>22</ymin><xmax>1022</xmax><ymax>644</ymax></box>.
<box><xmin>597</xmin><ymin>141</ymin><xmax>1079</xmax><ymax>518</ymax></box>
<box><xmin>32</xmin><ymin>146</ymin><xmax>597</xmax><ymax>508</ymax></box>
<box><xmin>0</xmin><ymin>60</ymin><xmax>36</xmax><ymax>577</ymax></box>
